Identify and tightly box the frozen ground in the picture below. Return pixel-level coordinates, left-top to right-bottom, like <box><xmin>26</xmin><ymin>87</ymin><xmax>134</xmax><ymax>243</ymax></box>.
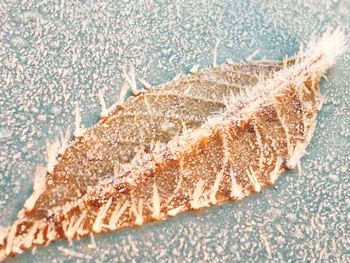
<box><xmin>0</xmin><ymin>0</ymin><xmax>349</xmax><ymax>262</ymax></box>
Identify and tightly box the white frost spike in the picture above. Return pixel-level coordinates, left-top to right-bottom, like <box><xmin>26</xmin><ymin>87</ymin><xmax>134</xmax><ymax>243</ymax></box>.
<box><xmin>59</xmin><ymin>127</ymin><xmax>71</xmax><ymax>155</ymax></box>
<box><xmin>283</xmin><ymin>54</ymin><xmax>289</xmax><ymax>68</ymax></box>
<box><xmin>288</xmin><ymin>142</ymin><xmax>306</xmax><ymax>169</ymax></box>
<box><xmin>167</xmin><ymin>205</ymin><xmax>186</xmax><ymax>217</ymax></box>
<box><xmin>151</xmin><ymin>183</ymin><xmax>161</xmax><ymax>220</ymax></box>
<box><xmin>123</xmin><ymin>66</ymin><xmax>142</xmax><ymax>96</ymax></box>
<box><xmin>117</xmin><ymin>81</ymin><xmax>129</xmax><ymax>105</ymax></box>
<box><xmin>209</xmin><ymin>169</ymin><xmax>224</xmax><ymax>204</ymax></box>
<box><xmin>5</xmin><ymin>223</ymin><xmax>17</xmax><ymax>255</ymax></box>
<box><xmin>24</xmin><ymin>166</ymin><xmax>47</xmax><ymax>211</ymax></box>
<box><xmin>190</xmin><ymin>178</ymin><xmax>207</xmax><ymax>209</ymax></box>
<box><xmin>229</xmin><ymin>168</ymin><xmax>245</xmax><ymax>200</ymax></box>
<box><xmin>246</xmin><ymin>166</ymin><xmax>261</xmax><ymax>193</ymax></box>
<box><xmin>88</xmin><ymin>234</ymin><xmax>97</xmax><ymax>249</ymax></box>
<box><xmin>288</xmin><ymin>118</ymin><xmax>318</xmax><ymax>169</ymax></box>
<box><xmin>46</xmin><ymin>225</ymin><xmax>57</xmax><ymax>242</ymax></box>
<box><xmin>297</xmin><ymin>161</ymin><xmax>302</xmax><ymax>176</ymax></box>
<box><xmin>107</xmin><ymin>201</ymin><xmax>129</xmax><ymax>230</ymax></box>
<box><xmin>74</xmin><ymin>103</ymin><xmax>85</xmax><ymax>137</ymax></box>
<box><xmin>270</xmin><ymin>157</ymin><xmax>283</xmax><ymax>184</ymax></box>
<box><xmin>97</xmin><ymin>89</ymin><xmax>108</xmax><ymax>118</ymax></box>
<box><xmin>131</xmin><ymin>199</ymin><xmax>144</xmax><ymax>225</ymax></box>
<box><xmin>138</xmin><ymin>78</ymin><xmax>151</xmax><ymax>89</ymax></box>
<box><xmin>93</xmin><ymin>198</ymin><xmax>112</xmax><ymax>233</ymax></box>
<box><xmin>46</xmin><ymin>140</ymin><xmax>60</xmax><ymax>173</ymax></box>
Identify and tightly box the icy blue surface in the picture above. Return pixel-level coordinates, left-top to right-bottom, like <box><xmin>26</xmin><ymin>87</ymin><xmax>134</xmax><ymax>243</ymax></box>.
<box><xmin>0</xmin><ymin>0</ymin><xmax>349</xmax><ymax>262</ymax></box>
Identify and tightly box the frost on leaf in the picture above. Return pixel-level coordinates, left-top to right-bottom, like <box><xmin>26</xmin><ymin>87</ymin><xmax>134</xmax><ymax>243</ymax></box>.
<box><xmin>0</xmin><ymin>29</ymin><xmax>346</xmax><ymax>261</ymax></box>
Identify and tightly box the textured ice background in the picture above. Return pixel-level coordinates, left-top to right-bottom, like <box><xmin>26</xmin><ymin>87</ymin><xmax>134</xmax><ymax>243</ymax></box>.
<box><xmin>0</xmin><ymin>0</ymin><xmax>349</xmax><ymax>262</ymax></box>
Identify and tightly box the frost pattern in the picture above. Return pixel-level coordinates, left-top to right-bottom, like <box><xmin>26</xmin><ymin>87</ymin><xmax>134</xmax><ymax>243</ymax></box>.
<box><xmin>0</xmin><ymin>0</ymin><xmax>349</xmax><ymax>262</ymax></box>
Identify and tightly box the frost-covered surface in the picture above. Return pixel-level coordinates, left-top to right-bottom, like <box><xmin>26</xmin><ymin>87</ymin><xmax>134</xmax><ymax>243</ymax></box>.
<box><xmin>0</xmin><ymin>0</ymin><xmax>349</xmax><ymax>262</ymax></box>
